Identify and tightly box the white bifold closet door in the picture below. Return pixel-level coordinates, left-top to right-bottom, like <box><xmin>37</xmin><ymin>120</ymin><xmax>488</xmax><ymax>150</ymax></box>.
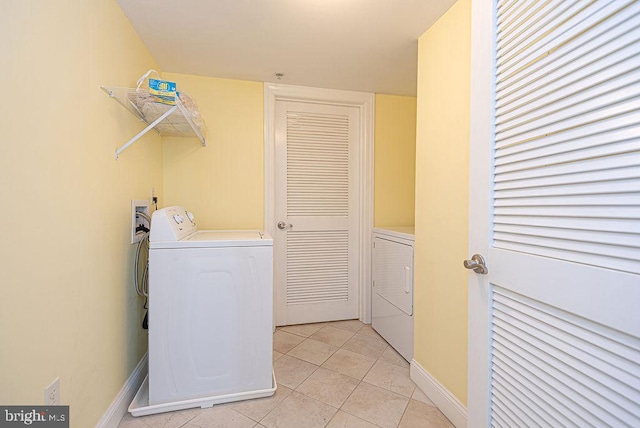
<box><xmin>274</xmin><ymin>100</ymin><xmax>360</xmax><ymax>326</ymax></box>
<box><xmin>469</xmin><ymin>0</ymin><xmax>640</xmax><ymax>426</ymax></box>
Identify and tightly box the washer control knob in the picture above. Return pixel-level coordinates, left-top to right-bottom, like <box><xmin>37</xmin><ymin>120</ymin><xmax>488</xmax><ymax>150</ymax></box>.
<box><xmin>186</xmin><ymin>211</ymin><xmax>195</xmax><ymax>223</ymax></box>
<box><xmin>173</xmin><ymin>214</ymin><xmax>183</xmax><ymax>224</ymax></box>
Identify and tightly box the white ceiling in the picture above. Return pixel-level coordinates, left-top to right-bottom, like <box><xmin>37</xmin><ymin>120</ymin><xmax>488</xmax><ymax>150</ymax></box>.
<box><xmin>117</xmin><ymin>0</ymin><xmax>456</xmax><ymax>96</ymax></box>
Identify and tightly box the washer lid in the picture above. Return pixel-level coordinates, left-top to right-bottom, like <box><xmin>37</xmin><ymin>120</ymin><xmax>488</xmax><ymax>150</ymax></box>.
<box><xmin>150</xmin><ymin>230</ymin><xmax>273</xmax><ymax>249</ymax></box>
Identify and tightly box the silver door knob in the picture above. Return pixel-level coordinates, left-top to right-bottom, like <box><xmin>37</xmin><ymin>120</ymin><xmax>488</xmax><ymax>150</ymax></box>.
<box><xmin>463</xmin><ymin>254</ymin><xmax>488</xmax><ymax>274</ymax></box>
<box><xmin>277</xmin><ymin>221</ymin><xmax>293</xmax><ymax>230</ymax></box>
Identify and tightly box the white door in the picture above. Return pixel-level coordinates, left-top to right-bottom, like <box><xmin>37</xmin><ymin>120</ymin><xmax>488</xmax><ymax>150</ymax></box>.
<box><xmin>468</xmin><ymin>1</ymin><xmax>640</xmax><ymax>426</ymax></box>
<box><xmin>274</xmin><ymin>100</ymin><xmax>360</xmax><ymax>326</ymax></box>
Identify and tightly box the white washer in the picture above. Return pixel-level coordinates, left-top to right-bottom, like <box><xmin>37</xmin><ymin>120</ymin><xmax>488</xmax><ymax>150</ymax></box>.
<box><xmin>372</xmin><ymin>227</ymin><xmax>414</xmax><ymax>361</ymax></box>
<box><xmin>130</xmin><ymin>206</ymin><xmax>275</xmax><ymax>416</ymax></box>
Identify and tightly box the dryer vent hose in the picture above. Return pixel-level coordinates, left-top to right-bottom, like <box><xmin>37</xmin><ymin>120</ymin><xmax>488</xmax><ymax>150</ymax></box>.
<box><xmin>134</xmin><ymin>211</ymin><xmax>152</xmax><ymax>330</ymax></box>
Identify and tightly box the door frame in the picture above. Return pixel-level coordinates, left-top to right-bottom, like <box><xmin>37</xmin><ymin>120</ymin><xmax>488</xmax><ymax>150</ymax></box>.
<box><xmin>264</xmin><ymin>83</ymin><xmax>375</xmax><ymax>323</ymax></box>
<box><xmin>467</xmin><ymin>0</ymin><xmax>495</xmax><ymax>425</ymax></box>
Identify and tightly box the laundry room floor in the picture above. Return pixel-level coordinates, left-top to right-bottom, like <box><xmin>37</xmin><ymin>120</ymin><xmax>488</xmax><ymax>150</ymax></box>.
<box><xmin>118</xmin><ymin>320</ymin><xmax>454</xmax><ymax>428</ymax></box>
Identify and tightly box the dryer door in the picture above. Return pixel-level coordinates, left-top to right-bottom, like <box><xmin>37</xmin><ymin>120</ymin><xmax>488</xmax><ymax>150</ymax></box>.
<box><xmin>372</xmin><ymin>236</ymin><xmax>413</xmax><ymax>316</ymax></box>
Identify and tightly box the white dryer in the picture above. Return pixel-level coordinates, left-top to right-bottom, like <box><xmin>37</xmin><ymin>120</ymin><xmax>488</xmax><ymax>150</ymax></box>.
<box><xmin>372</xmin><ymin>227</ymin><xmax>414</xmax><ymax>362</ymax></box>
<box><xmin>130</xmin><ymin>206</ymin><xmax>275</xmax><ymax>416</ymax></box>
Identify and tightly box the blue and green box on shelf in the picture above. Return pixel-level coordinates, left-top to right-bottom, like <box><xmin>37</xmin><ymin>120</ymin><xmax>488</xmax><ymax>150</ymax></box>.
<box><xmin>149</xmin><ymin>78</ymin><xmax>177</xmax><ymax>105</ymax></box>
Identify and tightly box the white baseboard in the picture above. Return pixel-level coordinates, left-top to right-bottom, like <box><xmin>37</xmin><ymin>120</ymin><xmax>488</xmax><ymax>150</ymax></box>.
<box><xmin>96</xmin><ymin>352</ymin><xmax>148</xmax><ymax>428</ymax></box>
<box><xmin>410</xmin><ymin>359</ymin><xmax>467</xmax><ymax>428</ymax></box>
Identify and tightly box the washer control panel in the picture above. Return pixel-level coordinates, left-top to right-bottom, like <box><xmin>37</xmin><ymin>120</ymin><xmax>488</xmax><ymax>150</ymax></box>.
<box><xmin>150</xmin><ymin>206</ymin><xmax>197</xmax><ymax>242</ymax></box>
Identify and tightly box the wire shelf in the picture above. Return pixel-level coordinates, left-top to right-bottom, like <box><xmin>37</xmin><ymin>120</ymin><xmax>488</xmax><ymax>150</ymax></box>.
<box><xmin>102</xmin><ymin>86</ymin><xmax>206</xmax><ymax>159</ymax></box>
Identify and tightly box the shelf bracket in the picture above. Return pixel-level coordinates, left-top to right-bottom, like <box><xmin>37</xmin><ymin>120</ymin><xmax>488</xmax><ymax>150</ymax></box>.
<box><xmin>115</xmin><ymin>105</ymin><xmax>178</xmax><ymax>160</ymax></box>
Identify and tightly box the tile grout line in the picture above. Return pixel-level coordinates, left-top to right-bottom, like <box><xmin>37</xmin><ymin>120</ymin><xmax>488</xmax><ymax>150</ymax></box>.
<box><xmin>281</xmin><ymin>321</ymin><xmax>387</xmax><ymax>427</ymax></box>
<box><xmin>332</xmin><ymin>322</ymin><xmax>412</xmax><ymax>427</ymax></box>
<box><xmin>260</xmin><ymin>333</ymin><xmax>327</xmax><ymax>427</ymax></box>
<box><xmin>328</xmin><ymin>345</ymin><xmax>382</xmax><ymax>428</ymax></box>
<box><xmin>312</xmin><ymin>324</ymin><xmax>385</xmax><ymax>428</ymax></box>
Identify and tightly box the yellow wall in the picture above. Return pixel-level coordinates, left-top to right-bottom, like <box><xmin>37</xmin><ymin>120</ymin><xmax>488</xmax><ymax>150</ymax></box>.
<box><xmin>162</xmin><ymin>78</ymin><xmax>418</xmax><ymax>231</ymax></box>
<box><xmin>414</xmin><ymin>0</ymin><xmax>471</xmax><ymax>405</ymax></box>
<box><xmin>374</xmin><ymin>94</ymin><xmax>416</xmax><ymax>227</ymax></box>
<box><xmin>0</xmin><ymin>1</ymin><xmax>162</xmax><ymax>426</ymax></box>
<box><xmin>162</xmin><ymin>73</ymin><xmax>265</xmax><ymax>230</ymax></box>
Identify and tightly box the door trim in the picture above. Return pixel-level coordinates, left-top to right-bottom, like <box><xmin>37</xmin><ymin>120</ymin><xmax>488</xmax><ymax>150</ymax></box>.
<box><xmin>467</xmin><ymin>0</ymin><xmax>495</xmax><ymax>424</ymax></box>
<box><xmin>264</xmin><ymin>83</ymin><xmax>375</xmax><ymax>323</ymax></box>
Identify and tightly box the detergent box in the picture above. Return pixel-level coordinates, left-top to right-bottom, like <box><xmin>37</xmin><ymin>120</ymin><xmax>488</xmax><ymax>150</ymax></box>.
<box><xmin>149</xmin><ymin>78</ymin><xmax>177</xmax><ymax>105</ymax></box>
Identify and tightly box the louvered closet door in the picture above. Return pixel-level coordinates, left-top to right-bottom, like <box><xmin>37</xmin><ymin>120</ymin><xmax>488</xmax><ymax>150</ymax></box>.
<box><xmin>274</xmin><ymin>101</ymin><xmax>359</xmax><ymax>325</ymax></box>
<box><xmin>468</xmin><ymin>1</ymin><xmax>640</xmax><ymax>426</ymax></box>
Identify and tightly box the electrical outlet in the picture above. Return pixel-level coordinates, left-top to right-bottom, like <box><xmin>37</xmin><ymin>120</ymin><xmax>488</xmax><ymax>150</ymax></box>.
<box><xmin>131</xmin><ymin>200</ymin><xmax>150</xmax><ymax>244</ymax></box>
<box><xmin>44</xmin><ymin>378</ymin><xmax>60</xmax><ymax>405</ymax></box>
<box><xmin>150</xmin><ymin>187</ymin><xmax>157</xmax><ymax>206</ymax></box>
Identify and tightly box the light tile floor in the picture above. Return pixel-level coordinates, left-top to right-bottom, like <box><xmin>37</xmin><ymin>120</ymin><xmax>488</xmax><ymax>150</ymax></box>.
<box><xmin>118</xmin><ymin>320</ymin><xmax>454</xmax><ymax>428</ymax></box>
